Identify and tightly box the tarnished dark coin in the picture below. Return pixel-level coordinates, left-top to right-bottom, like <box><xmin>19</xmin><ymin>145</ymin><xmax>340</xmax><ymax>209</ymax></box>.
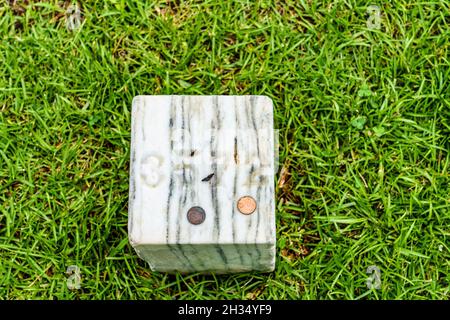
<box><xmin>187</xmin><ymin>206</ymin><xmax>206</xmax><ymax>225</ymax></box>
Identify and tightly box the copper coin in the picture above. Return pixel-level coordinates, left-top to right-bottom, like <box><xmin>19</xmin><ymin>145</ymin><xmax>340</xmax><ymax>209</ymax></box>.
<box><xmin>187</xmin><ymin>206</ymin><xmax>206</xmax><ymax>225</ymax></box>
<box><xmin>237</xmin><ymin>196</ymin><xmax>257</xmax><ymax>215</ymax></box>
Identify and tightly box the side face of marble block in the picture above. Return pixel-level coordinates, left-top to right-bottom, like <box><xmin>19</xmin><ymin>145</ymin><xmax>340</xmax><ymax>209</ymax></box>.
<box><xmin>128</xmin><ymin>95</ymin><xmax>276</xmax><ymax>273</ymax></box>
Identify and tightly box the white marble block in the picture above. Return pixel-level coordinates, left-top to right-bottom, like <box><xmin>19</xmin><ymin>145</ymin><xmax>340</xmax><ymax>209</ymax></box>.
<box><xmin>128</xmin><ymin>95</ymin><xmax>276</xmax><ymax>273</ymax></box>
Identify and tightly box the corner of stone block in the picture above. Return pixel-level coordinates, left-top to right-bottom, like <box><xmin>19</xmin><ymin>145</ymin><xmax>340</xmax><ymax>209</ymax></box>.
<box><xmin>128</xmin><ymin>229</ymin><xmax>141</xmax><ymax>248</ymax></box>
<box><xmin>254</xmin><ymin>95</ymin><xmax>274</xmax><ymax>118</ymax></box>
<box><xmin>265</xmin><ymin>241</ymin><xmax>276</xmax><ymax>273</ymax></box>
<box><xmin>131</xmin><ymin>95</ymin><xmax>145</xmax><ymax>109</ymax></box>
<box><xmin>268</xmin><ymin>250</ymin><xmax>276</xmax><ymax>272</ymax></box>
<box><xmin>129</xmin><ymin>243</ymin><xmax>156</xmax><ymax>271</ymax></box>
<box><xmin>256</xmin><ymin>95</ymin><xmax>273</xmax><ymax>107</ymax></box>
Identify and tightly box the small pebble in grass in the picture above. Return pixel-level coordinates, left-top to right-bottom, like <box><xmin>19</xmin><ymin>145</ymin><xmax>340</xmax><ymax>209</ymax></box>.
<box><xmin>351</xmin><ymin>116</ymin><xmax>367</xmax><ymax>130</ymax></box>
<box><xmin>66</xmin><ymin>4</ymin><xmax>82</xmax><ymax>31</ymax></box>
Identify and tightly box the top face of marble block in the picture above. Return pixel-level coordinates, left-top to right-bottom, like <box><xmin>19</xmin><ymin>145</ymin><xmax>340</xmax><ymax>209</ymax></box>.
<box><xmin>129</xmin><ymin>95</ymin><xmax>275</xmax><ymax>247</ymax></box>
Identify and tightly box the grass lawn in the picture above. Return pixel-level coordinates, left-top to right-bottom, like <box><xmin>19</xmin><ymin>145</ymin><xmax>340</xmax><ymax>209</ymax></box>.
<box><xmin>0</xmin><ymin>1</ymin><xmax>449</xmax><ymax>299</ymax></box>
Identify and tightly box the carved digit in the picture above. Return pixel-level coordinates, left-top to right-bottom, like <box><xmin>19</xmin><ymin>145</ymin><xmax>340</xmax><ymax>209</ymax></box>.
<box><xmin>141</xmin><ymin>154</ymin><xmax>163</xmax><ymax>187</ymax></box>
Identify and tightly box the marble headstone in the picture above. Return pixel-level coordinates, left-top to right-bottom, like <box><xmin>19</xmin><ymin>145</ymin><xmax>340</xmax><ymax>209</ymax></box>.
<box><xmin>128</xmin><ymin>95</ymin><xmax>276</xmax><ymax>273</ymax></box>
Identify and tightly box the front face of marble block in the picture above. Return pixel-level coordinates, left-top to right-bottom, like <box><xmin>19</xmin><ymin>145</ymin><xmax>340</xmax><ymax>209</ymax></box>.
<box><xmin>128</xmin><ymin>95</ymin><xmax>275</xmax><ymax>273</ymax></box>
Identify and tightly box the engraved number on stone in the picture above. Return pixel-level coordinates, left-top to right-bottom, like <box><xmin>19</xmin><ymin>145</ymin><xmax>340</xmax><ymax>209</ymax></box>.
<box><xmin>141</xmin><ymin>155</ymin><xmax>163</xmax><ymax>187</ymax></box>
